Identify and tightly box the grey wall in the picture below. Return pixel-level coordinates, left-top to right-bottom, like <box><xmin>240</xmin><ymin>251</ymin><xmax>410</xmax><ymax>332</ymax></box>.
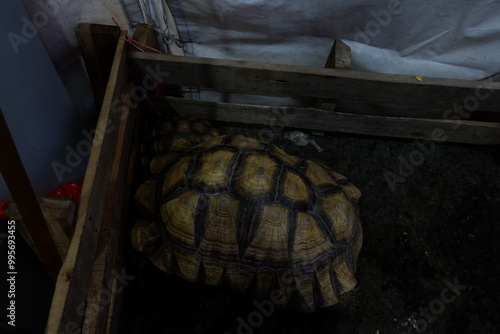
<box><xmin>1</xmin><ymin>0</ymin><xmax>87</xmax><ymax>200</ymax></box>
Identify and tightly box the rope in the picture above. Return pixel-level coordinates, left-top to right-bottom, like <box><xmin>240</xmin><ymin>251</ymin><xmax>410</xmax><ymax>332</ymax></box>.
<box><xmin>112</xmin><ymin>18</ymin><xmax>164</xmax><ymax>54</ymax></box>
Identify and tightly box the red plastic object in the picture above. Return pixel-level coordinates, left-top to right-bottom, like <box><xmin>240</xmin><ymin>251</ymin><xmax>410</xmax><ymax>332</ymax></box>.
<box><xmin>47</xmin><ymin>179</ymin><xmax>84</xmax><ymax>202</ymax></box>
<box><xmin>0</xmin><ymin>199</ymin><xmax>8</xmax><ymax>220</ymax></box>
<box><xmin>0</xmin><ymin>180</ymin><xmax>83</xmax><ymax>220</ymax></box>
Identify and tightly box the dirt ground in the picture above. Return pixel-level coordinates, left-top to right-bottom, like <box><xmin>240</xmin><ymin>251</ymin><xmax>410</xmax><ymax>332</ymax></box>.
<box><xmin>120</xmin><ymin>121</ymin><xmax>500</xmax><ymax>334</ymax></box>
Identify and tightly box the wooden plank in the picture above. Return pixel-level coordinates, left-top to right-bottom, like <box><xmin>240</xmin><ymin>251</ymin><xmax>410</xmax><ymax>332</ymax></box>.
<box><xmin>333</xmin><ymin>100</ymin><xmax>500</xmax><ymax>121</ymax></box>
<box><xmin>314</xmin><ymin>39</ymin><xmax>352</xmax><ymax>129</ymax></box>
<box><xmin>82</xmin><ymin>84</ymin><xmax>136</xmax><ymax>334</ymax></box>
<box><xmin>155</xmin><ymin>96</ymin><xmax>500</xmax><ymax>145</ymax></box>
<box><xmin>76</xmin><ymin>24</ymin><xmax>121</xmax><ymax>108</ymax></box>
<box><xmin>106</xmin><ymin>111</ymin><xmax>143</xmax><ymax>334</ymax></box>
<box><xmin>46</xmin><ymin>30</ymin><xmax>129</xmax><ymax>334</ymax></box>
<box><xmin>329</xmin><ymin>39</ymin><xmax>352</xmax><ymax>70</ymax></box>
<box><xmin>0</xmin><ymin>108</ymin><xmax>61</xmax><ymax>282</ymax></box>
<box><xmin>130</xmin><ymin>23</ymin><xmax>188</xmax><ymax>100</ymax></box>
<box><xmin>5</xmin><ymin>198</ymin><xmax>76</xmax><ymax>261</ymax></box>
<box><xmin>100</xmin><ymin>25</ymin><xmax>158</xmax><ymax>334</ymax></box>
<box><xmin>131</xmin><ymin>23</ymin><xmax>159</xmax><ymax>51</ymax></box>
<box><xmin>129</xmin><ymin>52</ymin><xmax>500</xmax><ymax>112</ymax></box>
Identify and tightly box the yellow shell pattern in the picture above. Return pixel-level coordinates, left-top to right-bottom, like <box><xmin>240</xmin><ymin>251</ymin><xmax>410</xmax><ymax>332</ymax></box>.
<box><xmin>132</xmin><ymin>134</ymin><xmax>362</xmax><ymax>312</ymax></box>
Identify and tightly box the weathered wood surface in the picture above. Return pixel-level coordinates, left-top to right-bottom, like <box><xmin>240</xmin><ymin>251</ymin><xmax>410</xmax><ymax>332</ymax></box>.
<box><xmin>81</xmin><ymin>84</ymin><xmax>136</xmax><ymax>334</ymax></box>
<box><xmin>0</xmin><ymin>109</ymin><xmax>61</xmax><ymax>282</ymax></box>
<box><xmin>129</xmin><ymin>51</ymin><xmax>500</xmax><ymax>112</ymax></box>
<box><xmin>328</xmin><ymin>39</ymin><xmax>352</xmax><ymax>70</ymax></box>
<box><xmin>315</xmin><ymin>39</ymin><xmax>352</xmax><ymax>114</ymax></box>
<box><xmin>106</xmin><ymin>111</ymin><xmax>143</xmax><ymax>334</ymax></box>
<box><xmin>156</xmin><ymin>96</ymin><xmax>500</xmax><ymax>145</ymax></box>
<box><xmin>46</xmin><ymin>30</ymin><xmax>129</xmax><ymax>334</ymax></box>
<box><xmin>6</xmin><ymin>198</ymin><xmax>76</xmax><ymax>261</ymax></box>
<box><xmin>130</xmin><ymin>23</ymin><xmax>159</xmax><ymax>51</ymax></box>
<box><xmin>81</xmin><ymin>24</ymin><xmax>154</xmax><ymax>334</ymax></box>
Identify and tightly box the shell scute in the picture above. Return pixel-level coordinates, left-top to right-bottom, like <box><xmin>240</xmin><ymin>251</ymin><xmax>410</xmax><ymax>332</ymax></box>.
<box><xmin>190</xmin><ymin>148</ymin><xmax>237</xmax><ymax>193</ymax></box>
<box><xmin>232</xmin><ymin>151</ymin><xmax>279</xmax><ymax>200</ymax></box>
<box><xmin>198</xmin><ymin>194</ymin><xmax>240</xmax><ymax>261</ymax></box>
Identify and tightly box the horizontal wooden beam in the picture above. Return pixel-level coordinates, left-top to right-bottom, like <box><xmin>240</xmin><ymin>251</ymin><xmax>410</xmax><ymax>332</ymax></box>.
<box><xmin>154</xmin><ymin>96</ymin><xmax>500</xmax><ymax>145</ymax></box>
<box><xmin>129</xmin><ymin>52</ymin><xmax>500</xmax><ymax>112</ymax></box>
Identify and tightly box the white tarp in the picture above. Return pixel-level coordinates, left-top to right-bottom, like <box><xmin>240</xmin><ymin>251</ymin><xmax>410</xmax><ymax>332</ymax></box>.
<box><xmin>166</xmin><ymin>0</ymin><xmax>500</xmax><ymax>80</ymax></box>
<box><xmin>3</xmin><ymin>0</ymin><xmax>497</xmax><ymax>201</ymax></box>
<box><xmin>17</xmin><ymin>0</ymin><xmax>500</xmax><ymax>80</ymax></box>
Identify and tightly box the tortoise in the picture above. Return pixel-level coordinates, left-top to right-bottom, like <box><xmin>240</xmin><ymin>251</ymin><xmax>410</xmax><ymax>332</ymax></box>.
<box><xmin>132</xmin><ymin>118</ymin><xmax>362</xmax><ymax>312</ymax></box>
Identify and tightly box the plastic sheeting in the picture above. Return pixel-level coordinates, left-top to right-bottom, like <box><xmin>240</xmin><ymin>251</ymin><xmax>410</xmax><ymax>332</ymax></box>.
<box><xmin>167</xmin><ymin>0</ymin><xmax>500</xmax><ymax>80</ymax></box>
<box><xmin>17</xmin><ymin>0</ymin><xmax>500</xmax><ymax>80</ymax></box>
<box><xmin>121</xmin><ymin>0</ymin><xmax>185</xmax><ymax>55</ymax></box>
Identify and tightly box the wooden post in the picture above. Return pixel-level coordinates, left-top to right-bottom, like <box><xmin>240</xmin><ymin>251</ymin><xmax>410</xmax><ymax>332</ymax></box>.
<box><xmin>315</xmin><ymin>40</ymin><xmax>352</xmax><ymax>109</ymax></box>
<box><xmin>0</xmin><ymin>108</ymin><xmax>61</xmax><ymax>282</ymax></box>
<box><xmin>330</xmin><ymin>39</ymin><xmax>352</xmax><ymax>70</ymax></box>
<box><xmin>313</xmin><ymin>40</ymin><xmax>352</xmax><ymax>135</ymax></box>
<box><xmin>81</xmin><ymin>24</ymin><xmax>155</xmax><ymax>333</ymax></box>
<box><xmin>46</xmin><ymin>27</ymin><xmax>134</xmax><ymax>334</ymax></box>
<box><xmin>131</xmin><ymin>23</ymin><xmax>160</xmax><ymax>50</ymax></box>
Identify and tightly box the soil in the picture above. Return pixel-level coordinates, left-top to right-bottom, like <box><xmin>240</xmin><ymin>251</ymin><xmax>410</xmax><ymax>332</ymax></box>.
<box><xmin>119</xmin><ymin>121</ymin><xmax>500</xmax><ymax>334</ymax></box>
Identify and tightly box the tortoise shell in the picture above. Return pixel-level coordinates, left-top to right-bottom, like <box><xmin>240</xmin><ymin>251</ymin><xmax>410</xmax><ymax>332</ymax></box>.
<box><xmin>132</xmin><ymin>132</ymin><xmax>362</xmax><ymax>312</ymax></box>
<box><xmin>146</xmin><ymin>118</ymin><xmax>220</xmax><ymax>155</ymax></box>
<box><xmin>141</xmin><ymin>118</ymin><xmax>220</xmax><ymax>169</ymax></box>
